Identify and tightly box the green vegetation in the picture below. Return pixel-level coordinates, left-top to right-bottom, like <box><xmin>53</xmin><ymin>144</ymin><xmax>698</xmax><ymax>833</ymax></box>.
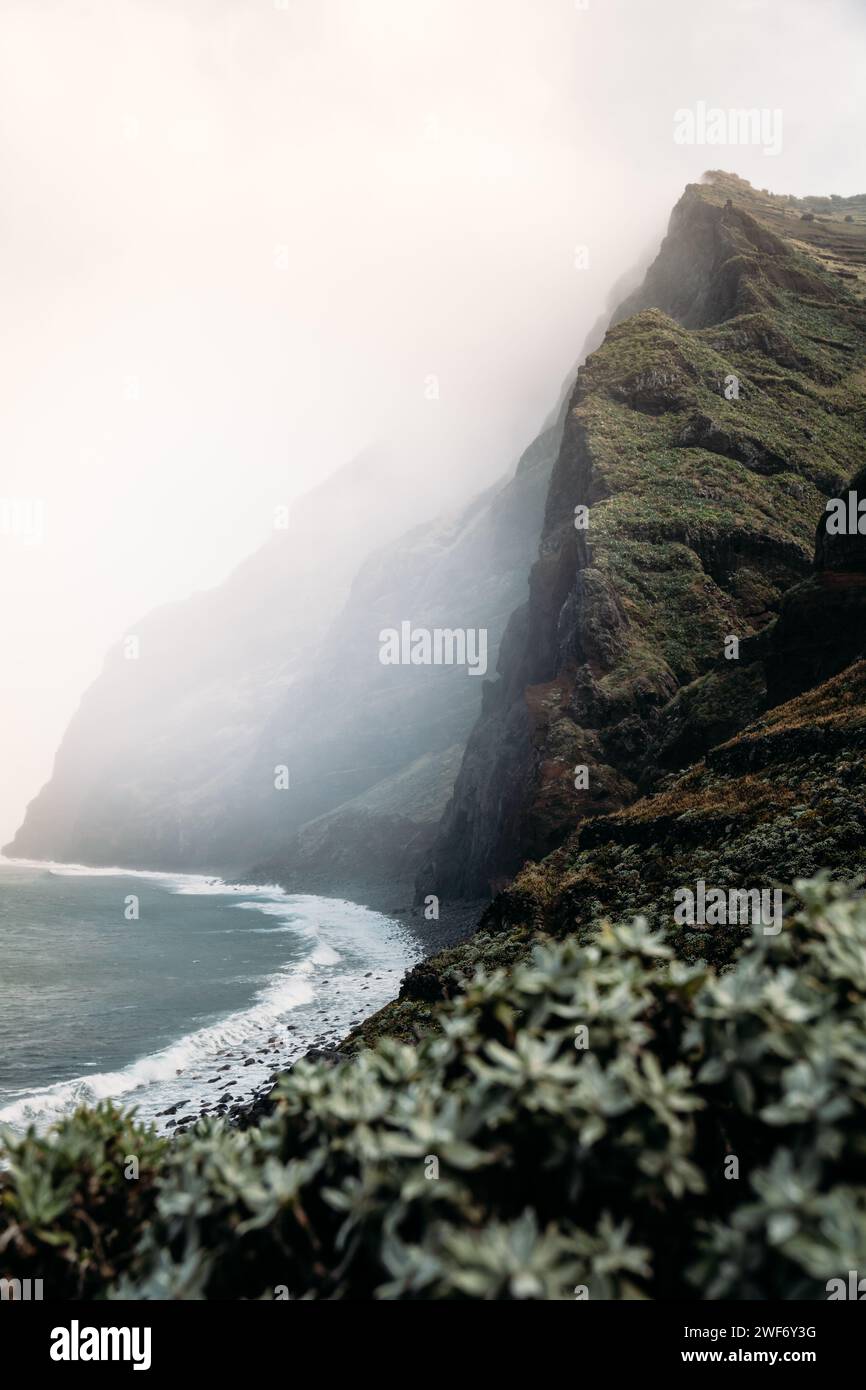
<box><xmin>0</xmin><ymin>1105</ymin><xmax>165</xmax><ymax>1299</ymax></box>
<box><xmin>3</xmin><ymin>175</ymin><xmax>864</xmax><ymax>1303</ymax></box>
<box><xmin>492</xmin><ymin>661</ymin><xmax>866</xmax><ymax>970</ymax></box>
<box><xmin>2</xmin><ymin>873</ymin><xmax>866</xmax><ymax>1300</ymax></box>
<box><xmin>428</xmin><ymin>173</ymin><xmax>866</xmax><ymax>900</ymax></box>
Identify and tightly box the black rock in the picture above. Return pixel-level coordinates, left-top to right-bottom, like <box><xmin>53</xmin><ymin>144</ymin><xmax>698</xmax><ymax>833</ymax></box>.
<box><xmin>302</xmin><ymin>1047</ymin><xmax>339</xmax><ymax>1068</ymax></box>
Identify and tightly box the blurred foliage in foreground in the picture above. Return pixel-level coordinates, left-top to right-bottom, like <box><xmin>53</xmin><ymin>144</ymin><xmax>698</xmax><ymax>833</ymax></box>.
<box><xmin>2</xmin><ymin>873</ymin><xmax>866</xmax><ymax>1300</ymax></box>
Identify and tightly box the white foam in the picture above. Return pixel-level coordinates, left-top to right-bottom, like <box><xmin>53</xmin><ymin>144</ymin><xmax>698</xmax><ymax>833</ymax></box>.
<box><xmin>0</xmin><ymin>969</ymin><xmax>316</xmax><ymax>1131</ymax></box>
<box><xmin>1</xmin><ymin>855</ymin><xmax>284</xmax><ymax>899</ymax></box>
<box><xmin>0</xmin><ymin>859</ymin><xmax>420</xmax><ymax>1135</ymax></box>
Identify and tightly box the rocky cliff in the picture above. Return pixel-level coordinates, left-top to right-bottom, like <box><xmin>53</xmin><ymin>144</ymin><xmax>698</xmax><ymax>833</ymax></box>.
<box><xmin>12</xmin><ymin>172</ymin><xmax>865</xmax><ymax>912</ymax></box>
<box><xmin>348</xmin><ymin>455</ymin><xmax>866</xmax><ymax>1046</ymax></box>
<box><xmin>424</xmin><ymin>172</ymin><xmax>866</xmax><ymax>900</ymax></box>
<box><xmin>6</xmin><ymin>424</ymin><xmax>560</xmax><ymax>884</ymax></box>
<box><xmin>243</xmin><ymin>421</ymin><xmax>561</xmax><ymax>890</ymax></box>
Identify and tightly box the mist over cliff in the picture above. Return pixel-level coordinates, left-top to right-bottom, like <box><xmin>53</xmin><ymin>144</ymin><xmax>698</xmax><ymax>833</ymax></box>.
<box><xmin>423</xmin><ymin>173</ymin><xmax>866</xmax><ymax>899</ymax></box>
<box><xmin>6</xmin><ymin>414</ymin><xmax>562</xmax><ymax>879</ymax></box>
<box><xmin>12</xmin><ymin>173</ymin><xmax>866</xmax><ymax>921</ymax></box>
<box><xmin>5</xmin><ymin>0</ymin><xmax>865</xmax><ymax>854</ymax></box>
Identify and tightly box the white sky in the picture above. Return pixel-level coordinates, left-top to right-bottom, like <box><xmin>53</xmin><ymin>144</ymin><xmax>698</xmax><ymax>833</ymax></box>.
<box><xmin>1</xmin><ymin>0</ymin><xmax>864</xmax><ymax>843</ymax></box>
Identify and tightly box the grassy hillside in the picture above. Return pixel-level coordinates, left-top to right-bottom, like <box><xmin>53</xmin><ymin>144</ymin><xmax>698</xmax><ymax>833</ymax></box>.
<box><xmin>425</xmin><ymin>172</ymin><xmax>866</xmax><ymax>899</ymax></box>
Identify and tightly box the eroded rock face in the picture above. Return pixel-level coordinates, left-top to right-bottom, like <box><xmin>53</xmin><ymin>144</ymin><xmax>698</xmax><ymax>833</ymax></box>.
<box><xmin>764</xmin><ymin>464</ymin><xmax>866</xmax><ymax>707</ymax></box>
<box><xmin>494</xmin><ymin>659</ymin><xmax>866</xmax><ymax>973</ymax></box>
<box><xmin>815</xmin><ymin>464</ymin><xmax>866</xmax><ymax>573</ymax></box>
<box><xmin>764</xmin><ymin>573</ymin><xmax>866</xmax><ymax>708</ymax></box>
<box><xmin>425</xmin><ymin>174</ymin><xmax>866</xmax><ymax>900</ymax></box>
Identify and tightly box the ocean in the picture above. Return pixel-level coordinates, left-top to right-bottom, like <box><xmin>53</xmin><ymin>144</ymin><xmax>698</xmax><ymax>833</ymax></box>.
<box><xmin>0</xmin><ymin>857</ymin><xmax>420</xmax><ymax>1135</ymax></box>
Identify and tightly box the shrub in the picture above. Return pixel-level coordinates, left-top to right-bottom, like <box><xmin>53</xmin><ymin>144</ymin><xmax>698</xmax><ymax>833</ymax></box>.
<box><xmin>2</xmin><ymin>875</ymin><xmax>865</xmax><ymax>1300</ymax></box>
<box><xmin>0</xmin><ymin>1103</ymin><xmax>164</xmax><ymax>1299</ymax></box>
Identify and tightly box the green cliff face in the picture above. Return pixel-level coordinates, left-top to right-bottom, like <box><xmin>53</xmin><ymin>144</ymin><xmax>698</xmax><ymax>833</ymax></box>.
<box><xmin>4</xmin><ymin>174</ymin><xmax>866</xmax><ymax>1304</ymax></box>
<box><xmin>351</xmin><ymin>600</ymin><xmax>866</xmax><ymax>1050</ymax></box>
<box><xmin>425</xmin><ymin>172</ymin><xmax>866</xmax><ymax>901</ymax></box>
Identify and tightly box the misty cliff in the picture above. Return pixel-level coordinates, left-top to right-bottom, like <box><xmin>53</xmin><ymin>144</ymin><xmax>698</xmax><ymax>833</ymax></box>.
<box><xmin>425</xmin><ymin>172</ymin><xmax>866</xmax><ymax>899</ymax></box>
<box><xmin>238</xmin><ymin>421</ymin><xmax>560</xmax><ymax>891</ymax></box>
<box><xmin>6</xmin><ymin>431</ymin><xmax>559</xmax><ymax>882</ymax></box>
<box><xmin>5</xmin><ymin>453</ymin><xmax>429</xmax><ymax>869</ymax></box>
<box><xmin>13</xmin><ymin>172</ymin><xmax>865</xmax><ymax>913</ymax></box>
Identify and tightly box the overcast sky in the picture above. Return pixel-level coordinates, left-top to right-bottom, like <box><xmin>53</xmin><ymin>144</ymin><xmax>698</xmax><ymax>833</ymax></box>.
<box><xmin>1</xmin><ymin>0</ymin><xmax>864</xmax><ymax>844</ymax></box>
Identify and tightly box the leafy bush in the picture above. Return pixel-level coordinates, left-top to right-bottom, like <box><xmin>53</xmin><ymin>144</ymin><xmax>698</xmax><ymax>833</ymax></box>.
<box><xmin>0</xmin><ymin>1103</ymin><xmax>164</xmax><ymax>1298</ymax></box>
<box><xmin>2</xmin><ymin>874</ymin><xmax>866</xmax><ymax>1300</ymax></box>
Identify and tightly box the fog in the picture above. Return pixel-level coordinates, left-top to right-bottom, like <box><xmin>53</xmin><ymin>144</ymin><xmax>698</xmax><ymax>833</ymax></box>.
<box><xmin>1</xmin><ymin>0</ymin><xmax>864</xmax><ymax>844</ymax></box>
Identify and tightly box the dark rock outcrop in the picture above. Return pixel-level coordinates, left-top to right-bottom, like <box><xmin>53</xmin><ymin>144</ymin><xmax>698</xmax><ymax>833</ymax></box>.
<box><xmin>424</xmin><ymin>173</ymin><xmax>866</xmax><ymax>899</ymax></box>
<box><xmin>764</xmin><ymin>462</ymin><xmax>866</xmax><ymax>706</ymax></box>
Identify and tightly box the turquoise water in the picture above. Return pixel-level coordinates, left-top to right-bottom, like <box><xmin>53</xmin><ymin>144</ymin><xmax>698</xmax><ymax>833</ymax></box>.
<box><xmin>0</xmin><ymin>858</ymin><xmax>418</xmax><ymax>1133</ymax></box>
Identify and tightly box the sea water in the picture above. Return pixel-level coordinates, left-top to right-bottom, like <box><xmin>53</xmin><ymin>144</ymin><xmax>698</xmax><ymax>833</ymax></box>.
<box><xmin>0</xmin><ymin>857</ymin><xmax>419</xmax><ymax>1135</ymax></box>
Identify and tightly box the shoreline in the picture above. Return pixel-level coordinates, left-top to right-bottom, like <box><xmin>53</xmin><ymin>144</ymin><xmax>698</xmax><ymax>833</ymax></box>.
<box><xmin>293</xmin><ymin>878</ymin><xmax>486</xmax><ymax>955</ymax></box>
<box><xmin>1</xmin><ymin>860</ymin><xmax>472</xmax><ymax>1139</ymax></box>
<box><xmin>2</xmin><ymin>856</ymin><xmax>485</xmax><ymax>960</ymax></box>
<box><xmin>220</xmin><ymin>880</ymin><xmax>486</xmax><ymax>1133</ymax></box>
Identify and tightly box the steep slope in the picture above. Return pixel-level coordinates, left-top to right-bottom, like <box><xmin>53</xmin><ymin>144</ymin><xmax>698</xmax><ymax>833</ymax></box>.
<box><xmin>425</xmin><ymin>172</ymin><xmax>866</xmax><ymax>900</ymax></box>
<box><xmin>350</xmin><ymin>647</ymin><xmax>866</xmax><ymax>1051</ymax></box>
<box><xmin>243</xmin><ymin>422</ymin><xmax>560</xmax><ymax>889</ymax></box>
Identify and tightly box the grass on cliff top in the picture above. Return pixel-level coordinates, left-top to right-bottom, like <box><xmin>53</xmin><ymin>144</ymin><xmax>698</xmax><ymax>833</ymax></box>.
<box><xmin>502</xmin><ymin>175</ymin><xmax>866</xmax><ymax>876</ymax></box>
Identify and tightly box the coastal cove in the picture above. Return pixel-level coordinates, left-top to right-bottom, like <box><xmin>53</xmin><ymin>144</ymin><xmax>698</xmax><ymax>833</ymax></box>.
<box><xmin>0</xmin><ymin>858</ymin><xmax>422</xmax><ymax>1136</ymax></box>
